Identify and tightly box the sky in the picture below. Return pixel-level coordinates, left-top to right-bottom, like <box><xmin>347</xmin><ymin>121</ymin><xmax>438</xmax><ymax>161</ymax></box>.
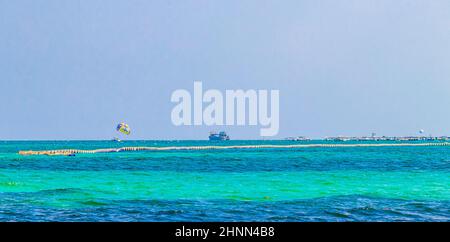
<box><xmin>1</xmin><ymin>0</ymin><xmax>450</xmax><ymax>140</ymax></box>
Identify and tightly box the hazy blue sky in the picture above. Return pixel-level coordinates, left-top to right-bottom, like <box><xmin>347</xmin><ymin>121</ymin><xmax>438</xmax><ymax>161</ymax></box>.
<box><xmin>1</xmin><ymin>0</ymin><xmax>449</xmax><ymax>139</ymax></box>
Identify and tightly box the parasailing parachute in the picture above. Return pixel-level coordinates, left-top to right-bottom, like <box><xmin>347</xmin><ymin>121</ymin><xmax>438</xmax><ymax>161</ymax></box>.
<box><xmin>116</xmin><ymin>122</ymin><xmax>131</xmax><ymax>135</ymax></box>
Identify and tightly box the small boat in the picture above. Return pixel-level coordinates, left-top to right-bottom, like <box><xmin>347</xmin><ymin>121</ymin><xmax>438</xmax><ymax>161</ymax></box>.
<box><xmin>209</xmin><ymin>131</ymin><xmax>230</xmax><ymax>141</ymax></box>
<box><xmin>112</xmin><ymin>137</ymin><xmax>121</xmax><ymax>142</ymax></box>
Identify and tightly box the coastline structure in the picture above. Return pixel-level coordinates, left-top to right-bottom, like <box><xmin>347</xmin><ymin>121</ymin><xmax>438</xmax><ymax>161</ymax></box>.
<box><xmin>18</xmin><ymin>142</ymin><xmax>450</xmax><ymax>156</ymax></box>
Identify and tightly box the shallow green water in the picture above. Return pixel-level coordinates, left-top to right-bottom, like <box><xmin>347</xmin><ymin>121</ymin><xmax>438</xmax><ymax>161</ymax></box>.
<box><xmin>1</xmin><ymin>170</ymin><xmax>449</xmax><ymax>202</ymax></box>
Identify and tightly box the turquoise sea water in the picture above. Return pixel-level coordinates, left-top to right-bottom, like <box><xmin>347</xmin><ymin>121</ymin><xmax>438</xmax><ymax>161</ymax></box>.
<box><xmin>0</xmin><ymin>140</ymin><xmax>449</xmax><ymax>221</ymax></box>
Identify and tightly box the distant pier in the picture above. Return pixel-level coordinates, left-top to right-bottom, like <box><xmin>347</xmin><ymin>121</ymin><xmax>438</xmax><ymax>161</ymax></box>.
<box><xmin>18</xmin><ymin>142</ymin><xmax>450</xmax><ymax>156</ymax></box>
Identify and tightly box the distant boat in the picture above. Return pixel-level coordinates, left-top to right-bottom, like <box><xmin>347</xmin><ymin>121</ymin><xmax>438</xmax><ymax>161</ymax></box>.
<box><xmin>209</xmin><ymin>131</ymin><xmax>230</xmax><ymax>141</ymax></box>
<box><xmin>112</xmin><ymin>137</ymin><xmax>121</xmax><ymax>142</ymax></box>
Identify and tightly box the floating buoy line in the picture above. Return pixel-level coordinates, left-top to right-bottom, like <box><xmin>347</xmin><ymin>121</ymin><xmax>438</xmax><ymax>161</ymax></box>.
<box><xmin>18</xmin><ymin>142</ymin><xmax>450</xmax><ymax>156</ymax></box>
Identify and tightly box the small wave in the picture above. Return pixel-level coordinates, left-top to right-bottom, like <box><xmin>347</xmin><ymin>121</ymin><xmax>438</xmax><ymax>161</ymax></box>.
<box><xmin>79</xmin><ymin>200</ymin><xmax>108</xmax><ymax>206</ymax></box>
<box><xmin>0</xmin><ymin>181</ymin><xmax>20</xmax><ymax>187</ymax></box>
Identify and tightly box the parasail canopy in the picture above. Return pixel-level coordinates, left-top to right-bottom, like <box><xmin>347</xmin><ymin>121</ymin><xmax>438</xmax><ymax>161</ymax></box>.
<box><xmin>116</xmin><ymin>122</ymin><xmax>131</xmax><ymax>135</ymax></box>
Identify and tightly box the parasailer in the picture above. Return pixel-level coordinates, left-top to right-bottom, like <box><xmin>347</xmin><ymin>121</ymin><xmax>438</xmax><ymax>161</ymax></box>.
<box><xmin>116</xmin><ymin>122</ymin><xmax>131</xmax><ymax>135</ymax></box>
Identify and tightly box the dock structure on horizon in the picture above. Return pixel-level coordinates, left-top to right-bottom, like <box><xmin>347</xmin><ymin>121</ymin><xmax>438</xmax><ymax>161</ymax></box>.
<box><xmin>18</xmin><ymin>142</ymin><xmax>450</xmax><ymax>156</ymax></box>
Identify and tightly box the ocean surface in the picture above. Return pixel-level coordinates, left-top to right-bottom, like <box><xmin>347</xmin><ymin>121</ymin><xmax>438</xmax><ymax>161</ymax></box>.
<box><xmin>0</xmin><ymin>140</ymin><xmax>449</xmax><ymax>221</ymax></box>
